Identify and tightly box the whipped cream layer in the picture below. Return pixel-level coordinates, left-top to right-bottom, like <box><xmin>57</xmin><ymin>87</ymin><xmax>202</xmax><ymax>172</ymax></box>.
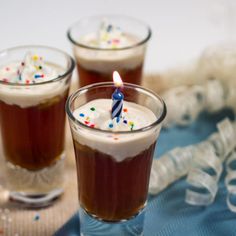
<box><xmin>72</xmin><ymin>99</ymin><xmax>160</xmax><ymax>162</ymax></box>
<box><xmin>74</xmin><ymin>21</ymin><xmax>145</xmax><ymax>72</ymax></box>
<box><xmin>0</xmin><ymin>53</ymin><xmax>68</xmax><ymax>108</ymax></box>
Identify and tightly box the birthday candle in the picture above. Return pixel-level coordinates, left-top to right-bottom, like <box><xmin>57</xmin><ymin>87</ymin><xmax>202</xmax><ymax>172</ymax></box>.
<box><xmin>112</xmin><ymin>71</ymin><xmax>124</xmax><ymax>119</ymax></box>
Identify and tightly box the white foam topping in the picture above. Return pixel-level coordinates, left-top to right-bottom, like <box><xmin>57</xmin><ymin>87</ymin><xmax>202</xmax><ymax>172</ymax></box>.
<box><xmin>0</xmin><ymin>52</ymin><xmax>68</xmax><ymax>108</ymax></box>
<box><xmin>74</xmin><ymin>21</ymin><xmax>146</xmax><ymax>72</ymax></box>
<box><xmin>72</xmin><ymin>99</ymin><xmax>160</xmax><ymax>162</ymax></box>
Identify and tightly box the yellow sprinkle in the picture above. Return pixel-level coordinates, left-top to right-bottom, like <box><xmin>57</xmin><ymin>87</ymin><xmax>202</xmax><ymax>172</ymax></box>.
<box><xmin>128</xmin><ymin>121</ymin><xmax>134</xmax><ymax>126</ymax></box>
<box><xmin>32</xmin><ymin>55</ymin><xmax>39</xmax><ymax>61</ymax></box>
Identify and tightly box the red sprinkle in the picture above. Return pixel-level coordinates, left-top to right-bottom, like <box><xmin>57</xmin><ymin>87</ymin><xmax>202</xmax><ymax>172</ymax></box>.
<box><xmin>2</xmin><ymin>78</ymin><xmax>8</xmax><ymax>83</ymax></box>
<box><xmin>90</xmin><ymin>124</ymin><xmax>95</xmax><ymax>128</ymax></box>
<box><xmin>84</xmin><ymin>121</ymin><xmax>89</xmax><ymax>125</ymax></box>
<box><xmin>123</xmin><ymin>108</ymin><xmax>128</xmax><ymax>112</ymax></box>
<box><xmin>41</xmin><ymin>74</ymin><xmax>44</xmax><ymax>78</ymax></box>
<box><xmin>26</xmin><ymin>80</ymin><xmax>30</xmax><ymax>84</ymax></box>
<box><xmin>113</xmin><ymin>39</ymin><xmax>120</xmax><ymax>44</ymax></box>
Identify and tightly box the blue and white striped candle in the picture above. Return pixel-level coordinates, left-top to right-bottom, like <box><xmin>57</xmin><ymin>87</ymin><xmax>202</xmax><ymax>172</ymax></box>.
<box><xmin>112</xmin><ymin>71</ymin><xmax>124</xmax><ymax>119</ymax></box>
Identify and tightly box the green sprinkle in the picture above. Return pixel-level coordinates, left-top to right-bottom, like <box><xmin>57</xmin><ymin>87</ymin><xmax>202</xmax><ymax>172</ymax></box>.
<box><xmin>90</xmin><ymin>107</ymin><xmax>95</xmax><ymax>111</ymax></box>
<box><xmin>131</xmin><ymin>124</ymin><xmax>134</xmax><ymax>131</ymax></box>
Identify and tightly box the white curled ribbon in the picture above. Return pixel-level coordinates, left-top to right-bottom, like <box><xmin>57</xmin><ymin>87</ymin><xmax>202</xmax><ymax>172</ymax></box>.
<box><xmin>149</xmin><ymin>146</ymin><xmax>194</xmax><ymax>195</ymax></box>
<box><xmin>186</xmin><ymin>169</ymin><xmax>218</xmax><ymax>205</ymax></box>
<box><xmin>149</xmin><ymin>118</ymin><xmax>236</xmax><ymax>211</ymax></box>
<box><xmin>217</xmin><ymin>118</ymin><xmax>236</xmax><ymax>158</ymax></box>
<box><xmin>162</xmin><ymin>86</ymin><xmax>205</xmax><ymax>128</ymax></box>
<box><xmin>208</xmin><ymin>133</ymin><xmax>225</xmax><ymax>161</ymax></box>
<box><xmin>162</xmin><ymin>79</ymin><xmax>226</xmax><ymax>128</ymax></box>
<box><xmin>225</xmin><ymin>151</ymin><xmax>236</xmax><ymax>212</ymax></box>
<box><xmin>185</xmin><ymin>143</ymin><xmax>223</xmax><ymax>206</ymax></box>
<box><xmin>205</xmin><ymin>79</ymin><xmax>225</xmax><ymax>113</ymax></box>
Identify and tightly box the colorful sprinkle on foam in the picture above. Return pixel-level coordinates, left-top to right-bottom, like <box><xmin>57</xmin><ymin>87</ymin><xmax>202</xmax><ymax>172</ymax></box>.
<box><xmin>34</xmin><ymin>213</ymin><xmax>40</xmax><ymax>221</ymax></box>
<box><xmin>79</xmin><ymin>113</ymin><xmax>85</xmax><ymax>117</ymax></box>
<box><xmin>90</xmin><ymin>107</ymin><xmax>95</xmax><ymax>111</ymax></box>
<box><xmin>32</xmin><ymin>55</ymin><xmax>39</xmax><ymax>61</ymax></box>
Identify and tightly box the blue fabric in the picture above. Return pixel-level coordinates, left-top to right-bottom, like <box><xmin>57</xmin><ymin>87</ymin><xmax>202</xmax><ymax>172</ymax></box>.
<box><xmin>55</xmin><ymin>109</ymin><xmax>236</xmax><ymax>236</ymax></box>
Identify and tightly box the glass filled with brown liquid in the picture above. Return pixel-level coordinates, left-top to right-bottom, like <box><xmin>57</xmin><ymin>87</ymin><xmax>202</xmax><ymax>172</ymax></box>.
<box><xmin>0</xmin><ymin>46</ymin><xmax>75</xmax><ymax>207</ymax></box>
<box><xmin>66</xmin><ymin>82</ymin><xmax>166</xmax><ymax>222</ymax></box>
<box><xmin>67</xmin><ymin>15</ymin><xmax>151</xmax><ymax>87</ymax></box>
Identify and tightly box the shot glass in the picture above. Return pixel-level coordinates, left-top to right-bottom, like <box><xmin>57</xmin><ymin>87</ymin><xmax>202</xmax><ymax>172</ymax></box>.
<box><xmin>66</xmin><ymin>82</ymin><xmax>166</xmax><ymax>224</ymax></box>
<box><xmin>0</xmin><ymin>46</ymin><xmax>75</xmax><ymax>207</ymax></box>
<box><xmin>67</xmin><ymin>15</ymin><xmax>151</xmax><ymax>87</ymax></box>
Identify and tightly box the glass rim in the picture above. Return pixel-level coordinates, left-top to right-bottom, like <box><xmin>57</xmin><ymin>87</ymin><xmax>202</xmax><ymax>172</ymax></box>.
<box><xmin>67</xmin><ymin>14</ymin><xmax>152</xmax><ymax>51</ymax></box>
<box><xmin>66</xmin><ymin>82</ymin><xmax>167</xmax><ymax>135</ymax></box>
<box><xmin>0</xmin><ymin>45</ymin><xmax>75</xmax><ymax>87</ymax></box>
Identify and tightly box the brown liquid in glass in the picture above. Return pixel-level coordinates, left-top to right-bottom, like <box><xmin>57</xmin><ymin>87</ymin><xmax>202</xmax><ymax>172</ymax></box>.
<box><xmin>0</xmin><ymin>91</ymin><xmax>68</xmax><ymax>171</ymax></box>
<box><xmin>77</xmin><ymin>63</ymin><xmax>143</xmax><ymax>87</ymax></box>
<box><xmin>73</xmin><ymin>140</ymin><xmax>156</xmax><ymax>221</ymax></box>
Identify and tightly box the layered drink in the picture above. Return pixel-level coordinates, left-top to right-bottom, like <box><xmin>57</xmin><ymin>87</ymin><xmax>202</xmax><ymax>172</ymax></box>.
<box><xmin>66</xmin><ymin>82</ymin><xmax>166</xmax><ymax>222</ymax></box>
<box><xmin>68</xmin><ymin>15</ymin><xmax>151</xmax><ymax>87</ymax></box>
<box><xmin>0</xmin><ymin>46</ymin><xmax>74</xmax><ymax>206</ymax></box>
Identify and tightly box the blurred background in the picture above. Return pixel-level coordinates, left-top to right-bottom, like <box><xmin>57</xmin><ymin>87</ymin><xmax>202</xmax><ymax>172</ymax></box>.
<box><xmin>1</xmin><ymin>0</ymin><xmax>236</xmax><ymax>73</ymax></box>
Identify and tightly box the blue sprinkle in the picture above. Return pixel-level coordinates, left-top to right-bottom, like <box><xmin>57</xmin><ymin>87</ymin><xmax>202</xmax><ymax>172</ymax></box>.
<box><xmin>79</xmin><ymin>113</ymin><xmax>85</xmax><ymax>117</ymax></box>
<box><xmin>34</xmin><ymin>75</ymin><xmax>41</xmax><ymax>79</ymax></box>
<box><xmin>34</xmin><ymin>213</ymin><xmax>40</xmax><ymax>221</ymax></box>
<box><xmin>123</xmin><ymin>120</ymin><xmax>127</xmax><ymax>124</ymax></box>
<box><xmin>116</xmin><ymin>117</ymin><xmax>120</xmax><ymax>123</ymax></box>
<box><xmin>109</xmin><ymin>123</ymin><xmax>113</xmax><ymax>128</ymax></box>
<box><xmin>107</xmin><ymin>24</ymin><xmax>112</xmax><ymax>32</ymax></box>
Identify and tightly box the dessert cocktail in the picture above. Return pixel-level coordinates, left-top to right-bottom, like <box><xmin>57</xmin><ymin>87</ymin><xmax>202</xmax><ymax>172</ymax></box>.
<box><xmin>0</xmin><ymin>46</ymin><xmax>75</xmax><ymax>207</ymax></box>
<box><xmin>66</xmin><ymin>78</ymin><xmax>166</xmax><ymax>221</ymax></box>
<box><xmin>67</xmin><ymin>15</ymin><xmax>151</xmax><ymax>87</ymax></box>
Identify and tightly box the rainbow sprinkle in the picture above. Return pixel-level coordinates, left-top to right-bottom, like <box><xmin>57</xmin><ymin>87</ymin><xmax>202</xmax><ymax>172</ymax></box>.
<box><xmin>98</xmin><ymin>21</ymin><xmax>125</xmax><ymax>49</ymax></box>
<box><xmin>34</xmin><ymin>213</ymin><xmax>40</xmax><ymax>221</ymax></box>
<box><xmin>78</xmin><ymin>105</ymin><xmax>136</xmax><ymax>133</ymax></box>
<box><xmin>90</xmin><ymin>124</ymin><xmax>95</xmax><ymax>128</ymax></box>
<box><xmin>32</xmin><ymin>55</ymin><xmax>39</xmax><ymax>61</ymax></box>
<box><xmin>0</xmin><ymin>53</ymin><xmax>52</xmax><ymax>84</ymax></box>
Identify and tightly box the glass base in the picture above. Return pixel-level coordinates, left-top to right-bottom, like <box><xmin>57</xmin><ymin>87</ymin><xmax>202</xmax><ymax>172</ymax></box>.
<box><xmin>9</xmin><ymin>188</ymin><xmax>63</xmax><ymax>208</ymax></box>
<box><xmin>3</xmin><ymin>153</ymin><xmax>65</xmax><ymax>207</ymax></box>
<box><xmin>79</xmin><ymin>207</ymin><xmax>145</xmax><ymax>236</ymax></box>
